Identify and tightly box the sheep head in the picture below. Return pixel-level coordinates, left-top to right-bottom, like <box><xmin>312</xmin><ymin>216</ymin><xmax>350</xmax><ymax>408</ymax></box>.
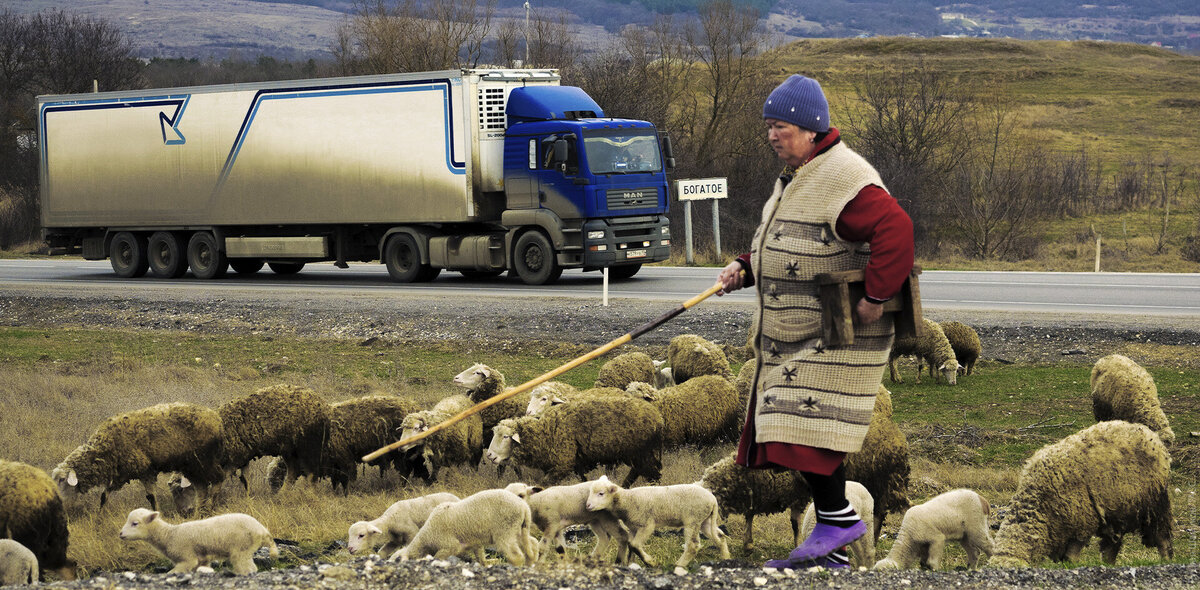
<box><xmin>119</xmin><ymin>508</ymin><xmax>162</xmax><ymax>541</ymax></box>
<box><xmin>526</xmin><ymin>386</ymin><xmax>566</xmax><ymax>415</ymax></box>
<box><xmin>939</xmin><ymin>360</ymin><xmax>960</xmax><ymax>385</ymax></box>
<box><xmin>347</xmin><ymin>521</ymin><xmax>383</xmax><ymax>554</ymax></box>
<box><xmin>486</xmin><ymin>420</ymin><xmax>519</xmax><ymax>465</ymax></box>
<box><xmin>397</xmin><ymin>414</ymin><xmax>431</xmax><ymax>451</ymax></box>
<box><xmin>50</xmin><ymin>465</ymin><xmax>85</xmax><ymax>499</ymax></box>
<box><xmin>453</xmin><ymin>363</ymin><xmax>499</xmax><ymax>395</ymax></box>
<box><xmin>586</xmin><ymin>476</ymin><xmax>619</xmax><ymax>512</ymax></box>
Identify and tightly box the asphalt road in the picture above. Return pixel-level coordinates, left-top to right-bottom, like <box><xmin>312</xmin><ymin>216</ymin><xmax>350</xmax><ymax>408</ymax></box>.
<box><xmin>2</xmin><ymin>259</ymin><xmax>1200</xmax><ymax>317</ymax></box>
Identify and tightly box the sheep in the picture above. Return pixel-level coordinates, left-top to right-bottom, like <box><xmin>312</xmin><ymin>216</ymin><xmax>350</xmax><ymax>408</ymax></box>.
<box><xmin>320</xmin><ymin>394</ymin><xmax>423</xmax><ymax>492</ymax></box>
<box><xmin>799</xmin><ymin>481</ymin><xmax>876</xmax><ymax>569</ymax></box>
<box><xmin>699</xmin><ymin>452</ymin><xmax>809</xmax><ymax>552</ymax></box>
<box><xmin>872</xmin><ymin>488</ymin><xmax>992</xmax><ymax>570</ymax></box>
<box><xmin>504</xmin><ymin>481</ymin><xmax>628</xmax><ymax>562</ymax></box>
<box><xmin>0</xmin><ymin>460</ymin><xmax>74</xmax><ymax>581</ymax></box>
<box><xmin>119</xmin><ymin>508</ymin><xmax>279</xmax><ymax>575</ymax></box>
<box><xmin>397</xmin><ymin>394</ymin><xmax>484</xmax><ymax>481</ymax></box>
<box><xmin>393</xmin><ymin>489</ymin><xmax>538</xmax><ymax>565</ymax></box>
<box><xmin>0</xmin><ymin>539</ymin><xmax>38</xmax><ymax>585</ymax></box>
<box><xmin>525</xmin><ymin>384</ymin><xmax>629</xmax><ymax>416</ymax></box>
<box><xmin>844</xmin><ymin>385</ymin><xmax>912</xmax><ymax>541</ymax></box>
<box><xmin>988</xmin><ymin>421</ymin><xmax>1172</xmax><ymax>567</ymax></box>
<box><xmin>346</xmin><ymin>492</ymin><xmax>460</xmax><ymax>558</ymax></box>
<box><xmin>585</xmin><ymin>475</ymin><xmax>731</xmax><ymax>569</ymax></box>
<box><xmin>486</xmin><ymin>396</ymin><xmax>664</xmax><ymax>488</ymax></box>
<box><xmin>454</xmin><ymin>363</ymin><xmax>529</xmax><ymax>446</ymax></box>
<box><xmin>1090</xmin><ymin>354</ymin><xmax>1175</xmax><ymax>444</ymax></box>
<box><xmin>939</xmin><ymin>321</ymin><xmax>981</xmax><ymax>376</ymax></box>
<box><xmin>52</xmin><ymin>402</ymin><xmax>225</xmax><ymax>514</ymax></box>
<box><xmin>666</xmin><ymin>334</ymin><xmax>733</xmax><ymax>384</ymax></box>
<box><xmin>630</xmin><ymin>374</ymin><xmax>740</xmax><ymax>447</ymax></box>
<box><xmin>889</xmin><ymin>318</ymin><xmax>959</xmax><ymax>385</ymax></box>
<box><xmin>594</xmin><ymin>351</ymin><xmax>659</xmax><ymax>390</ymax></box>
<box><xmin>215</xmin><ymin>384</ymin><xmax>330</xmax><ymax>491</ymax></box>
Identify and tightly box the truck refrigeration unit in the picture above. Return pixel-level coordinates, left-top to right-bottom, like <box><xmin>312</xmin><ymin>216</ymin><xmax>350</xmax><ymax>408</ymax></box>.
<box><xmin>38</xmin><ymin>69</ymin><xmax>674</xmax><ymax>284</ymax></box>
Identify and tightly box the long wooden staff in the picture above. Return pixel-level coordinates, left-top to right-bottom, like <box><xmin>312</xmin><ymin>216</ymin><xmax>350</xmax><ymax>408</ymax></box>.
<box><xmin>362</xmin><ymin>280</ymin><xmax>726</xmax><ymax>462</ymax></box>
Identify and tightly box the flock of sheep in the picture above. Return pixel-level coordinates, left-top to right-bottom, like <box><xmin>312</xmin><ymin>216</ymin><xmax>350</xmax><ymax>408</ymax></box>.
<box><xmin>0</xmin><ymin>325</ymin><xmax>1182</xmax><ymax>583</ymax></box>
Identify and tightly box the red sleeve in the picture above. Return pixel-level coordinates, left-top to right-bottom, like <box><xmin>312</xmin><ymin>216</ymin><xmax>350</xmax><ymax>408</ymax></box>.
<box><xmin>835</xmin><ymin>185</ymin><xmax>914</xmax><ymax>302</ymax></box>
<box><xmin>736</xmin><ymin>253</ymin><xmax>755</xmax><ymax>288</ymax></box>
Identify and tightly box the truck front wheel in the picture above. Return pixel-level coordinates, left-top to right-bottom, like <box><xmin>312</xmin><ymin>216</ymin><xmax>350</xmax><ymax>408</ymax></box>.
<box><xmin>608</xmin><ymin>263</ymin><xmax>642</xmax><ymax>280</ymax></box>
<box><xmin>187</xmin><ymin>232</ymin><xmax>228</xmax><ymax>280</ymax></box>
<box><xmin>268</xmin><ymin>262</ymin><xmax>305</xmax><ymax>275</ymax></box>
<box><xmin>109</xmin><ymin>232</ymin><xmax>149</xmax><ymax>278</ymax></box>
<box><xmin>513</xmin><ymin>231</ymin><xmax>562</xmax><ymax>285</ymax></box>
<box><xmin>148</xmin><ymin>231</ymin><xmax>188</xmax><ymax>278</ymax></box>
<box><xmin>384</xmin><ymin>234</ymin><xmax>427</xmax><ymax>283</ymax></box>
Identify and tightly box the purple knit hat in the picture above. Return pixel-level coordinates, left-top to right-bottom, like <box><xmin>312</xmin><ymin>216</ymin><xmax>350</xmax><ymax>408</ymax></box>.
<box><xmin>763</xmin><ymin>75</ymin><xmax>830</xmax><ymax>133</ymax></box>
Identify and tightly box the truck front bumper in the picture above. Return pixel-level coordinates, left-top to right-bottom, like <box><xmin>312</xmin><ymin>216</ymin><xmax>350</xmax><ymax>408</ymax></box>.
<box><xmin>577</xmin><ymin>216</ymin><xmax>671</xmax><ymax>269</ymax></box>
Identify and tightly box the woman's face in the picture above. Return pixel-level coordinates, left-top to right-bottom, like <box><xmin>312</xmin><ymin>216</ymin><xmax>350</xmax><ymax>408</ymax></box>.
<box><xmin>766</xmin><ymin>118</ymin><xmax>817</xmax><ymax>168</ymax></box>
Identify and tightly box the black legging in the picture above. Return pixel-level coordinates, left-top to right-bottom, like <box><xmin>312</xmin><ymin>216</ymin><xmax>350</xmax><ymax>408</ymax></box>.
<box><xmin>801</xmin><ymin>464</ymin><xmax>849</xmax><ymax>513</ymax></box>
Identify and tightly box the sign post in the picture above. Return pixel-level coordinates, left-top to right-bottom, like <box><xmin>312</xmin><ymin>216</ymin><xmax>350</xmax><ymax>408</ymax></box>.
<box><xmin>675</xmin><ymin>177</ymin><xmax>728</xmax><ymax>265</ymax></box>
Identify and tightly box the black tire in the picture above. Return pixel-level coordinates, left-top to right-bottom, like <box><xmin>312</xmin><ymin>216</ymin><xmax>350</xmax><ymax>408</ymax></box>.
<box><xmin>147</xmin><ymin>231</ymin><xmax>187</xmax><ymax>278</ymax></box>
<box><xmin>383</xmin><ymin>234</ymin><xmax>425</xmax><ymax>283</ymax></box>
<box><xmin>268</xmin><ymin>261</ymin><xmax>305</xmax><ymax>275</ymax></box>
<box><xmin>513</xmin><ymin>231</ymin><xmax>562</xmax><ymax>285</ymax></box>
<box><xmin>108</xmin><ymin>232</ymin><xmax>148</xmax><ymax>278</ymax></box>
<box><xmin>187</xmin><ymin>232</ymin><xmax>228</xmax><ymax>280</ymax></box>
<box><xmin>229</xmin><ymin>259</ymin><xmax>265</xmax><ymax>274</ymax></box>
<box><xmin>608</xmin><ymin>263</ymin><xmax>642</xmax><ymax>280</ymax></box>
<box><xmin>415</xmin><ymin>265</ymin><xmax>441</xmax><ymax>282</ymax></box>
<box><xmin>460</xmin><ymin>269</ymin><xmax>504</xmax><ymax>279</ymax></box>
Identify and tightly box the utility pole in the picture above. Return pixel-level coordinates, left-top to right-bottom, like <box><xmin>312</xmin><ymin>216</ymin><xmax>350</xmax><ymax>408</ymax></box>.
<box><xmin>524</xmin><ymin>1</ymin><xmax>531</xmax><ymax>66</ymax></box>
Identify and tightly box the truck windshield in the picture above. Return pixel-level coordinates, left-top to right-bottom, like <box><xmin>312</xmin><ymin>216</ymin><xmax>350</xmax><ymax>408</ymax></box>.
<box><xmin>583</xmin><ymin>130</ymin><xmax>661</xmax><ymax>175</ymax></box>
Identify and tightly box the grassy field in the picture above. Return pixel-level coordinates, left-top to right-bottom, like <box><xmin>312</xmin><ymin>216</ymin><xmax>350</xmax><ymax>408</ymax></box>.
<box><xmin>2</xmin><ymin>325</ymin><xmax>1199</xmax><ymax>575</ymax></box>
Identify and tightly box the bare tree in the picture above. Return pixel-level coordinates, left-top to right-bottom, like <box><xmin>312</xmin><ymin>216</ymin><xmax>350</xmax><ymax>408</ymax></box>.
<box><xmin>333</xmin><ymin>0</ymin><xmax>496</xmax><ymax>75</ymax></box>
<box><xmin>527</xmin><ymin>10</ymin><xmax>576</xmax><ymax>69</ymax></box>
<box><xmin>492</xmin><ymin>19</ymin><xmax>521</xmax><ymax>67</ymax></box>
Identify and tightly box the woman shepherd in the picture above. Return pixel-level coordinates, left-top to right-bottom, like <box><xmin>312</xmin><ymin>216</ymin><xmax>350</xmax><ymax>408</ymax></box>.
<box><xmin>717</xmin><ymin>74</ymin><xmax>914</xmax><ymax>569</ymax></box>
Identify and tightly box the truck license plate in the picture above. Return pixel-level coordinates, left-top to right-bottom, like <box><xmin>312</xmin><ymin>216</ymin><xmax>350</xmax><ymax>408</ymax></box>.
<box><xmin>625</xmin><ymin>249</ymin><xmax>647</xmax><ymax>259</ymax></box>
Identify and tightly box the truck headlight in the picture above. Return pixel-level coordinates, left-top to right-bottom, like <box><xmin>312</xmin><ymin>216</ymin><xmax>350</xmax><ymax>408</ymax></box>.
<box><xmin>661</xmin><ymin>226</ymin><xmax>670</xmax><ymax>236</ymax></box>
<box><xmin>587</xmin><ymin>230</ymin><xmax>606</xmax><ymax>240</ymax></box>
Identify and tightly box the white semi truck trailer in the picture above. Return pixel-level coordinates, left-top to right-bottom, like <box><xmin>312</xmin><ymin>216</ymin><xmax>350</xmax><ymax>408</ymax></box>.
<box><xmin>38</xmin><ymin>68</ymin><xmax>673</xmax><ymax>284</ymax></box>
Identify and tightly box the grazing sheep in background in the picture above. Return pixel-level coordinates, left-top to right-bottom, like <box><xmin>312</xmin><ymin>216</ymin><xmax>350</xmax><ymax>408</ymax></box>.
<box><xmin>320</xmin><ymin>394</ymin><xmax>422</xmax><ymax>492</ymax></box>
<box><xmin>699</xmin><ymin>452</ymin><xmax>809</xmax><ymax>552</ymax></box>
<box><xmin>989</xmin><ymin>421</ymin><xmax>1172</xmax><ymax>567</ymax></box>
<box><xmin>454</xmin><ymin>363</ymin><xmax>529</xmax><ymax>445</ymax></box>
<box><xmin>844</xmin><ymin>385</ymin><xmax>912</xmax><ymax>541</ymax></box>
<box><xmin>346</xmin><ymin>492</ymin><xmax>460</xmax><ymax>558</ymax></box>
<box><xmin>397</xmin><ymin>394</ymin><xmax>484</xmax><ymax>481</ymax></box>
<box><xmin>0</xmin><ymin>460</ymin><xmax>74</xmax><ymax>581</ymax></box>
<box><xmin>393</xmin><ymin>489</ymin><xmax>538</xmax><ymax>565</ymax></box>
<box><xmin>1090</xmin><ymin>354</ymin><xmax>1175</xmax><ymax>444</ymax></box>
<box><xmin>631</xmin><ymin>374</ymin><xmax>740</xmax><ymax>447</ymax></box>
<box><xmin>52</xmin><ymin>402</ymin><xmax>225</xmax><ymax>514</ymax></box>
<box><xmin>217</xmin><ymin>384</ymin><xmax>330</xmax><ymax>490</ymax></box>
<box><xmin>487</xmin><ymin>397</ymin><xmax>664</xmax><ymax>488</ymax></box>
<box><xmin>0</xmin><ymin>538</ymin><xmax>38</xmax><ymax>585</ymax></box>
<box><xmin>585</xmin><ymin>476</ymin><xmax>730</xmax><ymax>569</ymax></box>
<box><xmin>873</xmin><ymin>488</ymin><xmax>992</xmax><ymax>570</ymax></box>
<box><xmin>594</xmin><ymin>351</ymin><xmax>659</xmax><ymax>390</ymax></box>
<box><xmin>505</xmin><ymin>481</ymin><xmax>628</xmax><ymax>562</ymax></box>
<box><xmin>119</xmin><ymin>508</ymin><xmax>278</xmax><ymax>575</ymax></box>
<box><xmin>525</xmin><ymin>384</ymin><xmax>625</xmax><ymax>416</ymax></box>
<box><xmin>667</xmin><ymin>334</ymin><xmax>733</xmax><ymax>384</ymax></box>
<box><xmin>889</xmin><ymin>318</ymin><xmax>959</xmax><ymax>385</ymax></box>
<box><xmin>939</xmin><ymin>321</ymin><xmax>981</xmax><ymax>376</ymax></box>
<box><xmin>799</xmin><ymin>481</ymin><xmax>876</xmax><ymax>568</ymax></box>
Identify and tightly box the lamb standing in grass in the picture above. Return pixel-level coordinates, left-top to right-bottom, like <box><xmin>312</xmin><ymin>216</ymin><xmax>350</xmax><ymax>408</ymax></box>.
<box><xmin>1</xmin><ymin>459</ymin><xmax>75</xmax><ymax>581</ymax></box>
<box><xmin>988</xmin><ymin>421</ymin><xmax>1172</xmax><ymax>567</ymax></box>
<box><xmin>872</xmin><ymin>488</ymin><xmax>992</xmax><ymax>570</ymax></box>
<box><xmin>939</xmin><ymin>321</ymin><xmax>981</xmax><ymax>376</ymax></box>
<box><xmin>119</xmin><ymin>508</ymin><xmax>279</xmax><ymax>575</ymax></box>
<box><xmin>505</xmin><ymin>481</ymin><xmax>627</xmax><ymax>562</ymax></box>
<box><xmin>889</xmin><ymin>318</ymin><xmax>959</xmax><ymax>385</ymax></box>
<box><xmin>0</xmin><ymin>539</ymin><xmax>38</xmax><ymax>586</ymax></box>
<box><xmin>585</xmin><ymin>476</ymin><xmax>730</xmax><ymax>569</ymax></box>
<box><xmin>1090</xmin><ymin>354</ymin><xmax>1175</xmax><ymax>443</ymax></box>
<box><xmin>346</xmin><ymin>492</ymin><xmax>460</xmax><ymax>558</ymax></box>
<box><xmin>53</xmin><ymin>402</ymin><xmax>225</xmax><ymax>513</ymax></box>
<box><xmin>397</xmin><ymin>394</ymin><xmax>484</xmax><ymax>481</ymax></box>
<box><xmin>799</xmin><ymin>481</ymin><xmax>876</xmax><ymax>568</ymax></box>
<box><xmin>393</xmin><ymin>489</ymin><xmax>538</xmax><ymax>565</ymax></box>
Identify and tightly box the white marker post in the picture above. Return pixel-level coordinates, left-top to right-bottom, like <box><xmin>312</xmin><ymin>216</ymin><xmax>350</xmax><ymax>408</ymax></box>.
<box><xmin>675</xmin><ymin>177</ymin><xmax>729</xmax><ymax>265</ymax></box>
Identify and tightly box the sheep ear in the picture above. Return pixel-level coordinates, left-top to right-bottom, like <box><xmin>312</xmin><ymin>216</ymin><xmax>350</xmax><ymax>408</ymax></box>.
<box><xmin>368</xmin><ymin>524</ymin><xmax>384</xmax><ymax>535</ymax></box>
<box><xmin>550</xmin><ymin>396</ymin><xmax>566</xmax><ymax>406</ymax></box>
<box><xmin>145</xmin><ymin>511</ymin><xmax>160</xmax><ymax>523</ymax></box>
<box><xmin>653</xmin><ymin>360</ymin><xmax>666</xmax><ymax>369</ymax></box>
<box><xmin>511</xmin><ymin>432</ymin><xmax>521</xmax><ymax>444</ymax></box>
<box><xmin>67</xmin><ymin>470</ymin><xmax>78</xmax><ymax>487</ymax></box>
<box><xmin>529</xmin><ymin>486</ymin><xmax>544</xmax><ymax>494</ymax></box>
<box><xmin>178</xmin><ymin>476</ymin><xmax>192</xmax><ymax>489</ymax></box>
<box><xmin>598</xmin><ymin>475</ymin><xmax>610</xmax><ymax>483</ymax></box>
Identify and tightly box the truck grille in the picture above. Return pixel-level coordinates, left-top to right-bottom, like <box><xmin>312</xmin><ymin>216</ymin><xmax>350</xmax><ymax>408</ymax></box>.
<box><xmin>606</xmin><ymin>188</ymin><xmax>658</xmax><ymax>210</ymax></box>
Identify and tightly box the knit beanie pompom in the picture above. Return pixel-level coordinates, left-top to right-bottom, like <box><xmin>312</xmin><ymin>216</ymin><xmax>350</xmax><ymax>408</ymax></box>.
<box><xmin>763</xmin><ymin>74</ymin><xmax>830</xmax><ymax>133</ymax></box>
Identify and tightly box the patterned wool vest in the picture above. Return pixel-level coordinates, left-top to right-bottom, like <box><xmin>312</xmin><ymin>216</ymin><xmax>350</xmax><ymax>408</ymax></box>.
<box><xmin>747</xmin><ymin>142</ymin><xmax>895</xmax><ymax>453</ymax></box>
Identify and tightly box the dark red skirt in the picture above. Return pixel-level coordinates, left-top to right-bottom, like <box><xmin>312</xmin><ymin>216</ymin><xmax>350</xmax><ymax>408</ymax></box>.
<box><xmin>734</xmin><ymin>381</ymin><xmax>846</xmax><ymax>476</ymax></box>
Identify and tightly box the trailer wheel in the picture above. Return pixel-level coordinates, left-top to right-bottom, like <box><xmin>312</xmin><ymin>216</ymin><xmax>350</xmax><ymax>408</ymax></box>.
<box><xmin>109</xmin><ymin>232</ymin><xmax>149</xmax><ymax>278</ymax></box>
<box><xmin>187</xmin><ymin>232</ymin><xmax>228</xmax><ymax>280</ymax></box>
<box><xmin>383</xmin><ymin>234</ymin><xmax>425</xmax><ymax>283</ymax></box>
<box><xmin>268</xmin><ymin>262</ymin><xmax>305</xmax><ymax>275</ymax></box>
<box><xmin>513</xmin><ymin>231</ymin><xmax>562</xmax><ymax>285</ymax></box>
<box><xmin>148</xmin><ymin>231</ymin><xmax>188</xmax><ymax>278</ymax></box>
<box><xmin>230</xmin><ymin>259</ymin><xmax>265</xmax><ymax>274</ymax></box>
<box><xmin>608</xmin><ymin>263</ymin><xmax>642</xmax><ymax>280</ymax></box>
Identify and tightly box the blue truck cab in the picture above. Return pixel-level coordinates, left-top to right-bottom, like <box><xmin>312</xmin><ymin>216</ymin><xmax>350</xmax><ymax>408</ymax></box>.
<box><xmin>500</xmin><ymin>86</ymin><xmax>672</xmax><ymax>282</ymax></box>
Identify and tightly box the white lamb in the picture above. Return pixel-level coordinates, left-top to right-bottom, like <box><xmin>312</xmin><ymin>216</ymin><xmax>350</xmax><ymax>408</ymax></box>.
<box><xmin>797</xmin><ymin>481</ymin><xmax>876</xmax><ymax>568</ymax></box>
<box><xmin>585</xmin><ymin>475</ymin><xmax>730</xmax><ymax>568</ymax></box>
<box><xmin>505</xmin><ymin>481</ymin><xmax>627</xmax><ymax>562</ymax></box>
<box><xmin>392</xmin><ymin>489</ymin><xmax>538</xmax><ymax>565</ymax></box>
<box><xmin>873</xmin><ymin>488</ymin><xmax>993</xmax><ymax>570</ymax></box>
<box><xmin>346</xmin><ymin>492</ymin><xmax>461</xmax><ymax>558</ymax></box>
<box><xmin>0</xmin><ymin>539</ymin><xmax>38</xmax><ymax>586</ymax></box>
<box><xmin>119</xmin><ymin>508</ymin><xmax>279</xmax><ymax>575</ymax></box>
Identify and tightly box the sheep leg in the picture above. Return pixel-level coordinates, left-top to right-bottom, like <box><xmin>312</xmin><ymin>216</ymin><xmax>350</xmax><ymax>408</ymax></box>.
<box><xmin>1099</xmin><ymin>534</ymin><xmax>1124</xmax><ymax>565</ymax></box>
<box><xmin>1062</xmin><ymin>539</ymin><xmax>1086</xmax><ymax>561</ymax></box>
<box><xmin>139</xmin><ymin>477</ymin><xmax>158</xmax><ymax>511</ymax></box>
<box><xmin>498</xmin><ymin>537</ymin><xmax>527</xmax><ymax>567</ymax></box>
<box><xmin>924</xmin><ymin>537</ymin><xmax>945</xmax><ymax>571</ymax></box>
<box><xmin>628</xmin><ymin>523</ymin><xmax>658</xmax><ymax>566</ymax></box>
<box><xmin>702</xmin><ymin>515</ymin><xmax>731</xmax><ymax>560</ymax></box>
<box><xmin>675</xmin><ymin>524</ymin><xmax>701</xmax><ymax>568</ymax></box>
<box><xmin>888</xmin><ymin>356</ymin><xmax>903</xmax><ymax>383</ymax></box>
<box><xmin>169</xmin><ymin>557</ymin><xmax>200</xmax><ymax>574</ymax></box>
<box><xmin>745</xmin><ymin>513</ymin><xmax>756</xmax><ymax>551</ymax></box>
<box><xmin>230</xmin><ymin>550</ymin><xmax>258</xmax><ymax>575</ymax></box>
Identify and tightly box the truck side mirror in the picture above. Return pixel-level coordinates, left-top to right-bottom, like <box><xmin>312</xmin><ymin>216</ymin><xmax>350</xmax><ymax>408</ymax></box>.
<box><xmin>660</xmin><ymin>135</ymin><xmax>676</xmax><ymax>172</ymax></box>
<box><xmin>553</xmin><ymin>139</ymin><xmax>569</xmax><ymax>173</ymax></box>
